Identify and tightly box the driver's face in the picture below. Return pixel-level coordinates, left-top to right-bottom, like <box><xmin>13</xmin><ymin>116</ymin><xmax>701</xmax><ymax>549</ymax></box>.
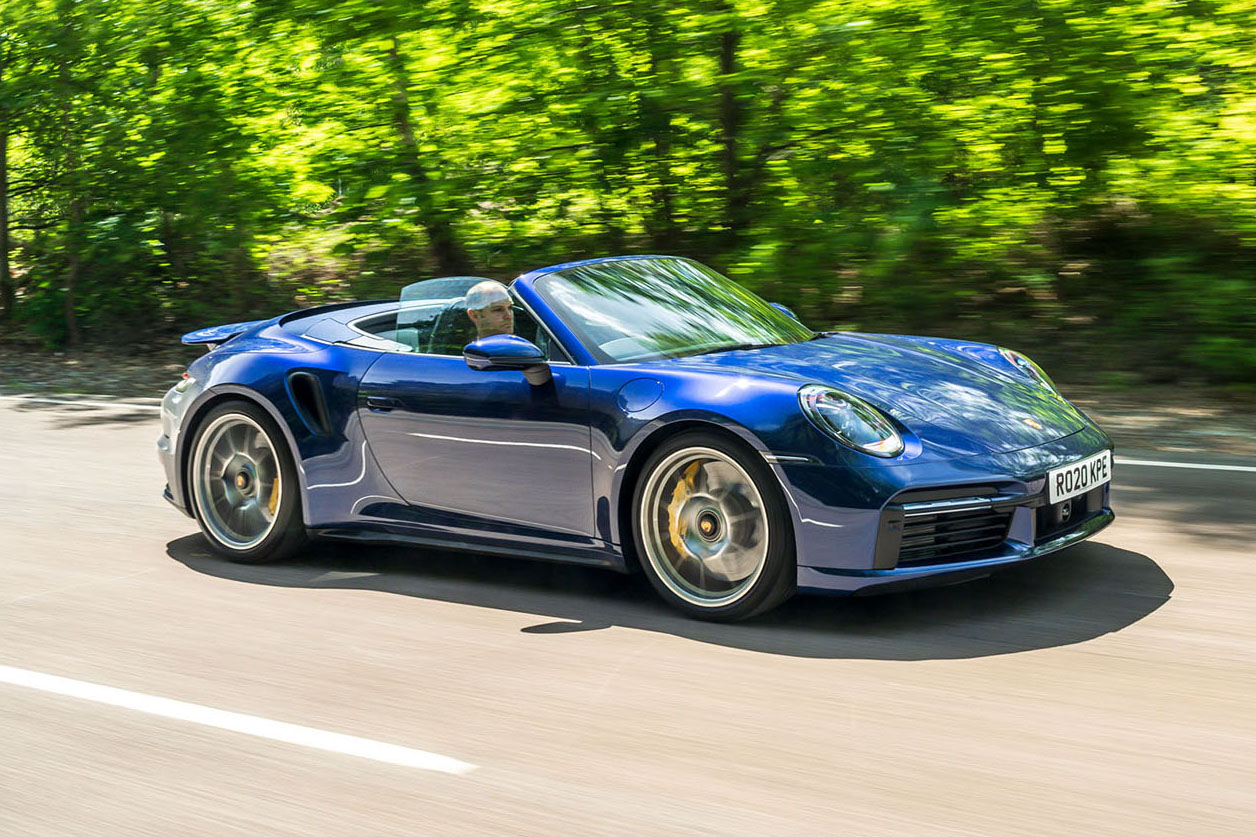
<box><xmin>470</xmin><ymin>298</ymin><xmax>514</xmax><ymax>337</ymax></box>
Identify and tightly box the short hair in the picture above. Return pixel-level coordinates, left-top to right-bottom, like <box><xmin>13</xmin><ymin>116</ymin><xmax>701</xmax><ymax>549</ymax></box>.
<box><xmin>465</xmin><ymin>280</ymin><xmax>510</xmax><ymax>311</ymax></box>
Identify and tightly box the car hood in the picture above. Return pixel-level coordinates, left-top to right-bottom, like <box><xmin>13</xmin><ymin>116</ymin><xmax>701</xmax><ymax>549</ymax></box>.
<box><xmin>662</xmin><ymin>333</ymin><xmax>1089</xmax><ymax>456</ymax></box>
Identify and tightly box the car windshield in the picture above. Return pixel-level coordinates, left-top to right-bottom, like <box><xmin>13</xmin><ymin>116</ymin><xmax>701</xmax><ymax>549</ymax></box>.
<box><xmin>533</xmin><ymin>257</ymin><xmax>813</xmax><ymax>363</ymax></box>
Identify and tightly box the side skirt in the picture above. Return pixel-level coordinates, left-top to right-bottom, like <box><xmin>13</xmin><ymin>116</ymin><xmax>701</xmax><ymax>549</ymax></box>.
<box><xmin>311</xmin><ymin>525</ymin><xmax>627</xmax><ymax>572</ymax></box>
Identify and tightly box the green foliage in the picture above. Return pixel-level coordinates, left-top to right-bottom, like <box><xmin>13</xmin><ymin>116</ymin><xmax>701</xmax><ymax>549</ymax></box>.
<box><xmin>0</xmin><ymin>0</ymin><xmax>1254</xmax><ymax>383</ymax></box>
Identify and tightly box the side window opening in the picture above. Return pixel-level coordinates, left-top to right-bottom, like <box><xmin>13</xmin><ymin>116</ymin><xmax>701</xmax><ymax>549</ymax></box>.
<box><xmin>353</xmin><ymin>276</ymin><xmax>575</xmax><ymax>361</ymax></box>
<box><xmin>397</xmin><ymin>276</ymin><xmax>494</xmax><ymax>356</ymax></box>
<box><xmin>395</xmin><ymin>304</ymin><xmax>443</xmax><ymax>351</ymax></box>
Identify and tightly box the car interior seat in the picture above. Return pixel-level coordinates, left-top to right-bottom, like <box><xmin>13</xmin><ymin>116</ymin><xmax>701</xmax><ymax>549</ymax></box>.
<box><xmin>427</xmin><ymin>303</ymin><xmax>479</xmax><ymax>356</ymax></box>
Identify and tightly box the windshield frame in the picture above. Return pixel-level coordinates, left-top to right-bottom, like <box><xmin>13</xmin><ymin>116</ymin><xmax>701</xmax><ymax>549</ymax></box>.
<box><xmin>527</xmin><ymin>256</ymin><xmax>813</xmax><ymax>365</ymax></box>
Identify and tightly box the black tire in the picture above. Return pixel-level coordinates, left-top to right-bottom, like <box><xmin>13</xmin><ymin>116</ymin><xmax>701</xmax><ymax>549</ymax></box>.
<box><xmin>631</xmin><ymin>431</ymin><xmax>795</xmax><ymax>621</ymax></box>
<box><xmin>186</xmin><ymin>400</ymin><xmax>307</xmax><ymax>564</ymax></box>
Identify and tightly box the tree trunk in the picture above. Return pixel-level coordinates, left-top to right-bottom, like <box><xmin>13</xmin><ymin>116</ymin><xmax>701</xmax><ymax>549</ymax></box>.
<box><xmin>0</xmin><ymin>123</ymin><xmax>13</xmax><ymax>321</ymax></box>
<box><xmin>719</xmin><ymin>25</ymin><xmax>746</xmax><ymax>246</ymax></box>
<box><xmin>160</xmin><ymin>210</ymin><xmax>185</xmax><ymax>285</ymax></box>
<box><xmin>386</xmin><ymin>37</ymin><xmax>471</xmax><ymax>276</ymax></box>
<box><xmin>643</xmin><ymin>20</ymin><xmax>678</xmax><ymax>252</ymax></box>
<box><xmin>65</xmin><ymin>194</ymin><xmax>81</xmax><ymax>347</ymax></box>
<box><xmin>56</xmin><ymin>14</ymin><xmax>81</xmax><ymax>348</ymax></box>
<box><xmin>575</xmin><ymin>29</ymin><xmax>627</xmax><ymax>253</ymax></box>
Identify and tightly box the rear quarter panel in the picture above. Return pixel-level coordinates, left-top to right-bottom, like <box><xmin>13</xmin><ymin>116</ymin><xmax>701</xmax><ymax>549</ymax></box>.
<box><xmin>175</xmin><ymin>324</ymin><xmax>401</xmax><ymax>527</ymax></box>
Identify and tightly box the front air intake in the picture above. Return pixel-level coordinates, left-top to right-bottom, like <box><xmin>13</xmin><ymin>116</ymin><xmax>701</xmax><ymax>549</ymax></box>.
<box><xmin>873</xmin><ymin>485</ymin><xmax>1020</xmax><ymax>569</ymax></box>
<box><xmin>897</xmin><ymin>506</ymin><xmax>1014</xmax><ymax>565</ymax></box>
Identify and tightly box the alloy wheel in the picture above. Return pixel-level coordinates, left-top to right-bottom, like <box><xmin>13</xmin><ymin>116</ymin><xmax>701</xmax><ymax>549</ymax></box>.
<box><xmin>638</xmin><ymin>446</ymin><xmax>770</xmax><ymax>608</ymax></box>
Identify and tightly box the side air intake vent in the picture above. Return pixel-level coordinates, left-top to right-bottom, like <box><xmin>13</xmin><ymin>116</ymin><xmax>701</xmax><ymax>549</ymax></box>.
<box><xmin>288</xmin><ymin>371</ymin><xmax>331</xmax><ymax>436</ymax></box>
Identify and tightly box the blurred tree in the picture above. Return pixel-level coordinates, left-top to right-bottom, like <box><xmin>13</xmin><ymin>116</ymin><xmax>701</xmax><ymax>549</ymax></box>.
<box><xmin>0</xmin><ymin>0</ymin><xmax>55</xmax><ymax>323</ymax></box>
<box><xmin>0</xmin><ymin>32</ymin><xmax>11</xmax><ymax>321</ymax></box>
<box><xmin>0</xmin><ymin>0</ymin><xmax>1252</xmax><ymax>384</ymax></box>
<box><xmin>253</xmin><ymin>0</ymin><xmax>479</xmax><ymax>275</ymax></box>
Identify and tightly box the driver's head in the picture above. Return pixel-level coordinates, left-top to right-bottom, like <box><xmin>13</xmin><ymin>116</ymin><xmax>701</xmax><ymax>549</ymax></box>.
<box><xmin>465</xmin><ymin>280</ymin><xmax>514</xmax><ymax>338</ymax></box>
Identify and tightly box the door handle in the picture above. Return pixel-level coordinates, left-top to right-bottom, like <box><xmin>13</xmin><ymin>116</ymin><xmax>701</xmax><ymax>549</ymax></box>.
<box><xmin>366</xmin><ymin>396</ymin><xmax>400</xmax><ymax>412</ymax></box>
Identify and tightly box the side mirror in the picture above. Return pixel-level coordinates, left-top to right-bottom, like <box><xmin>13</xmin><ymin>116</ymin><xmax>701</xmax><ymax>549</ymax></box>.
<box><xmin>463</xmin><ymin>334</ymin><xmax>552</xmax><ymax>385</ymax></box>
<box><xmin>769</xmin><ymin>302</ymin><xmax>800</xmax><ymax>321</ymax></box>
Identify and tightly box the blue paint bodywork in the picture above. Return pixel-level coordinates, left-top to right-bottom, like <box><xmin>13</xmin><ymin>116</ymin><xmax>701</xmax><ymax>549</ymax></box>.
<box><xmin>159</xmin><ymin>256</ymin><xmax>1113</xmax><ymax>596</ymax></box>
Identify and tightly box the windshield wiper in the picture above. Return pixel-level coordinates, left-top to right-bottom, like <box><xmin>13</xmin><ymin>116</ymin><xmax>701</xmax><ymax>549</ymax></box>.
<box><xmin>683</xmin><ymin>342</ymin><xmax>783</xmax><ymax>357</ymax></box>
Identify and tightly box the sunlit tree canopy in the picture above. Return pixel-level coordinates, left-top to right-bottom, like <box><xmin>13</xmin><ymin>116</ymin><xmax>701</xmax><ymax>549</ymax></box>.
<box><xmin>1</xmin><ymin>0</ymin><xmax>1254</xmax><ymax>383</ymax></box>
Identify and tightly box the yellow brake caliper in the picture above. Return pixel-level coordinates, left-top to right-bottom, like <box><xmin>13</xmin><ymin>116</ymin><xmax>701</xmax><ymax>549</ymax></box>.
<box><xmin>269</xmin><ymin>478</ymin><xmax>279</xmax><ymax>516</ymax></box>
<box><xmin>665</xmin><ymin>462</ymin><xmax>701</xmax><ymax>557</ymax></box>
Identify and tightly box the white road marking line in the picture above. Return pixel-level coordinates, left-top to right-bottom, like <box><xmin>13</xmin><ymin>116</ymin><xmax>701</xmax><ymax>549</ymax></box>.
<box><xmin>0</xmin><ymin>664</ymin><xmax>477</xmax><ymax>775</ymax></box>
<box><xmin>0</xmin><ymin>395</ymin><xmax>162</xmax><ymax>411</ymax></box>
<box><xmin>1116</xmin><ymin>457</ymin><xmax>1256</xmax><ymax>474</ymax></box>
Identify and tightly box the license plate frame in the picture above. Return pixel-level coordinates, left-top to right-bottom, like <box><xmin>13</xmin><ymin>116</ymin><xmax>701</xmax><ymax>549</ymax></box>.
<box><xmin>1047</xmin><ymin>450</ymin><xmax>1112</xmax><ymax>505</ymax></box>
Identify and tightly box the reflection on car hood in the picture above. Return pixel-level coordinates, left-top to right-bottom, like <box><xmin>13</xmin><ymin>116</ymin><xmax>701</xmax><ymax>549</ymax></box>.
<box><xmin>662</xmin><ymin>333</ymin><xmax>1089</xmax><ymax>456</ymax></box>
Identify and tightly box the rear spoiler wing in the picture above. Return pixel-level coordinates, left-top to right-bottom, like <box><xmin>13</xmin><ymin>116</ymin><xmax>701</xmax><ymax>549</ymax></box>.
<box><xmin>181</xmin><ymin>319</ymin><xmax>267</xmax><ymax>350</ymax></box>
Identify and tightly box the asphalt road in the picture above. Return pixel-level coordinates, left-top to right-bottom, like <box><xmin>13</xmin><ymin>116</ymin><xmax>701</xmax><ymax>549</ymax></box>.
<box><xmin>1</xmin><ymin>397</ymin><xmax>1253</xmax><ymax>835</ymax></box>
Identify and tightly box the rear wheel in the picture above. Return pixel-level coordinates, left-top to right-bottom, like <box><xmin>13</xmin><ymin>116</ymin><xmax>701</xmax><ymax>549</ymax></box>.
<box><xmin>188</xmin><ymin>401</ymin><xmax>306</xmax><ymax>564</ymax></box>
<box><xmin>633</xmin><ymin>432</ymin><xmax>795</xmax><ymax>621</ymax></box>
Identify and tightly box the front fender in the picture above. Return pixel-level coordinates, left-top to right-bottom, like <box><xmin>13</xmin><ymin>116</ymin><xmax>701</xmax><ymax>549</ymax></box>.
<box><xmin>172</xmin><ymin>384</ymin><xmax>311</xmax><ymax>522</ymax></box>
<box><xmin>589</xmin><ymin>363</ymin><xmax>808</xmax><ymax>549</ymax></box>
<box><xmin>595</xmin><ymin>409</ymin><xmax>793</xmax><ymax>554</ymax></box>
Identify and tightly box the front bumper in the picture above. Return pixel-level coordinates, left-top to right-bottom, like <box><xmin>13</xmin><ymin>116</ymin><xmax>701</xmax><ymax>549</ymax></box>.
<box><xmin>796</xmin><ymin>507</ymin><xmax>1113</xmax><ymax>595</ymax></box>
<box><xmin>157</xmin><ymin>376</ymin><xmax>204</xmax><ymax>518</ymax></box>
<box><xmin>776</xmin><ymin>424</ymin><xmax>1116</xmax><ymax>594</ymax></box>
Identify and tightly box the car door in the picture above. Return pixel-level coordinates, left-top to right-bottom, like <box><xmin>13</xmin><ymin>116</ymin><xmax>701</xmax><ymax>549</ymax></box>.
<box><xmin>358</xmin><ymin>352</ymin><xmax>595</xmax><ymax>541</ymax></box>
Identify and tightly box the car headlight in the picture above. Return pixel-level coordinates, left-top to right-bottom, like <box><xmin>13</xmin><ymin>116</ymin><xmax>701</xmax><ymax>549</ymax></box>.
<box><xmin>997</xmin><ymin>347</ymin><xmax>1058</xmax><ymax>392</ymax></box>
<box><xmin>798</xmin><ymin>385</ymin><xmax>904</xmax><ymax>457</ymax></box>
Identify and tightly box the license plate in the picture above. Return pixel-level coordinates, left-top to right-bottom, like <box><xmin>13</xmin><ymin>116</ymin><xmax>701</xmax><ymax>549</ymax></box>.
<box><xmin>1047</xmin><ymin>450</ymin><xmax>1112</xmax><ymax>504</ymax></box>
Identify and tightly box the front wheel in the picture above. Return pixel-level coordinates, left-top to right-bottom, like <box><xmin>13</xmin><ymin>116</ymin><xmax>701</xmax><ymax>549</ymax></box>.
<box><xmin>632</xmin><ymin>432</ymin><xmax>796</xmax><ymax>621</ymax></box>
<box><xmin>188</xmin><ymin>401</ymin><xmax>307</xmax><ymax>564</ymax></box>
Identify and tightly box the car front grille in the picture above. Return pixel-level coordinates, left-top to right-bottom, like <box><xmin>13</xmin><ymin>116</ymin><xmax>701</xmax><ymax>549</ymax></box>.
<box><xmin>873</xmin><ymin>486</ymin><xmax>1021</xmax><ymax>570</ymax></box>
<box><xmin>873</xmin><ymin>480</ymin><xmax>1112</xmax><ymax>570</ymax></box>
<box><xmin>897</xmin><ymin>506</ymin><xmax>1014</xmax><ymax>566</ymax></box>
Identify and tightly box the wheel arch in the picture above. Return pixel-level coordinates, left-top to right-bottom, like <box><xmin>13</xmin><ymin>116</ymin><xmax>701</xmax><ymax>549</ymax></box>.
<box><xmin>615</xmin><ymin>417</ymin><xmax>793</xmax><ymax>572</ymax></box>
<box><xmin>175</xmin><ymin>385</ymin><xmax>307</xmax><ymax>519</ymax></box>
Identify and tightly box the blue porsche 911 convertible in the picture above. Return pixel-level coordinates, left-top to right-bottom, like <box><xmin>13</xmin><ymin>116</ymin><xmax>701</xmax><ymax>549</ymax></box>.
<box><xmin>159</xmin><ymin>255</ymin><xmax>1114</xmax><ymax>621</ymax></box>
